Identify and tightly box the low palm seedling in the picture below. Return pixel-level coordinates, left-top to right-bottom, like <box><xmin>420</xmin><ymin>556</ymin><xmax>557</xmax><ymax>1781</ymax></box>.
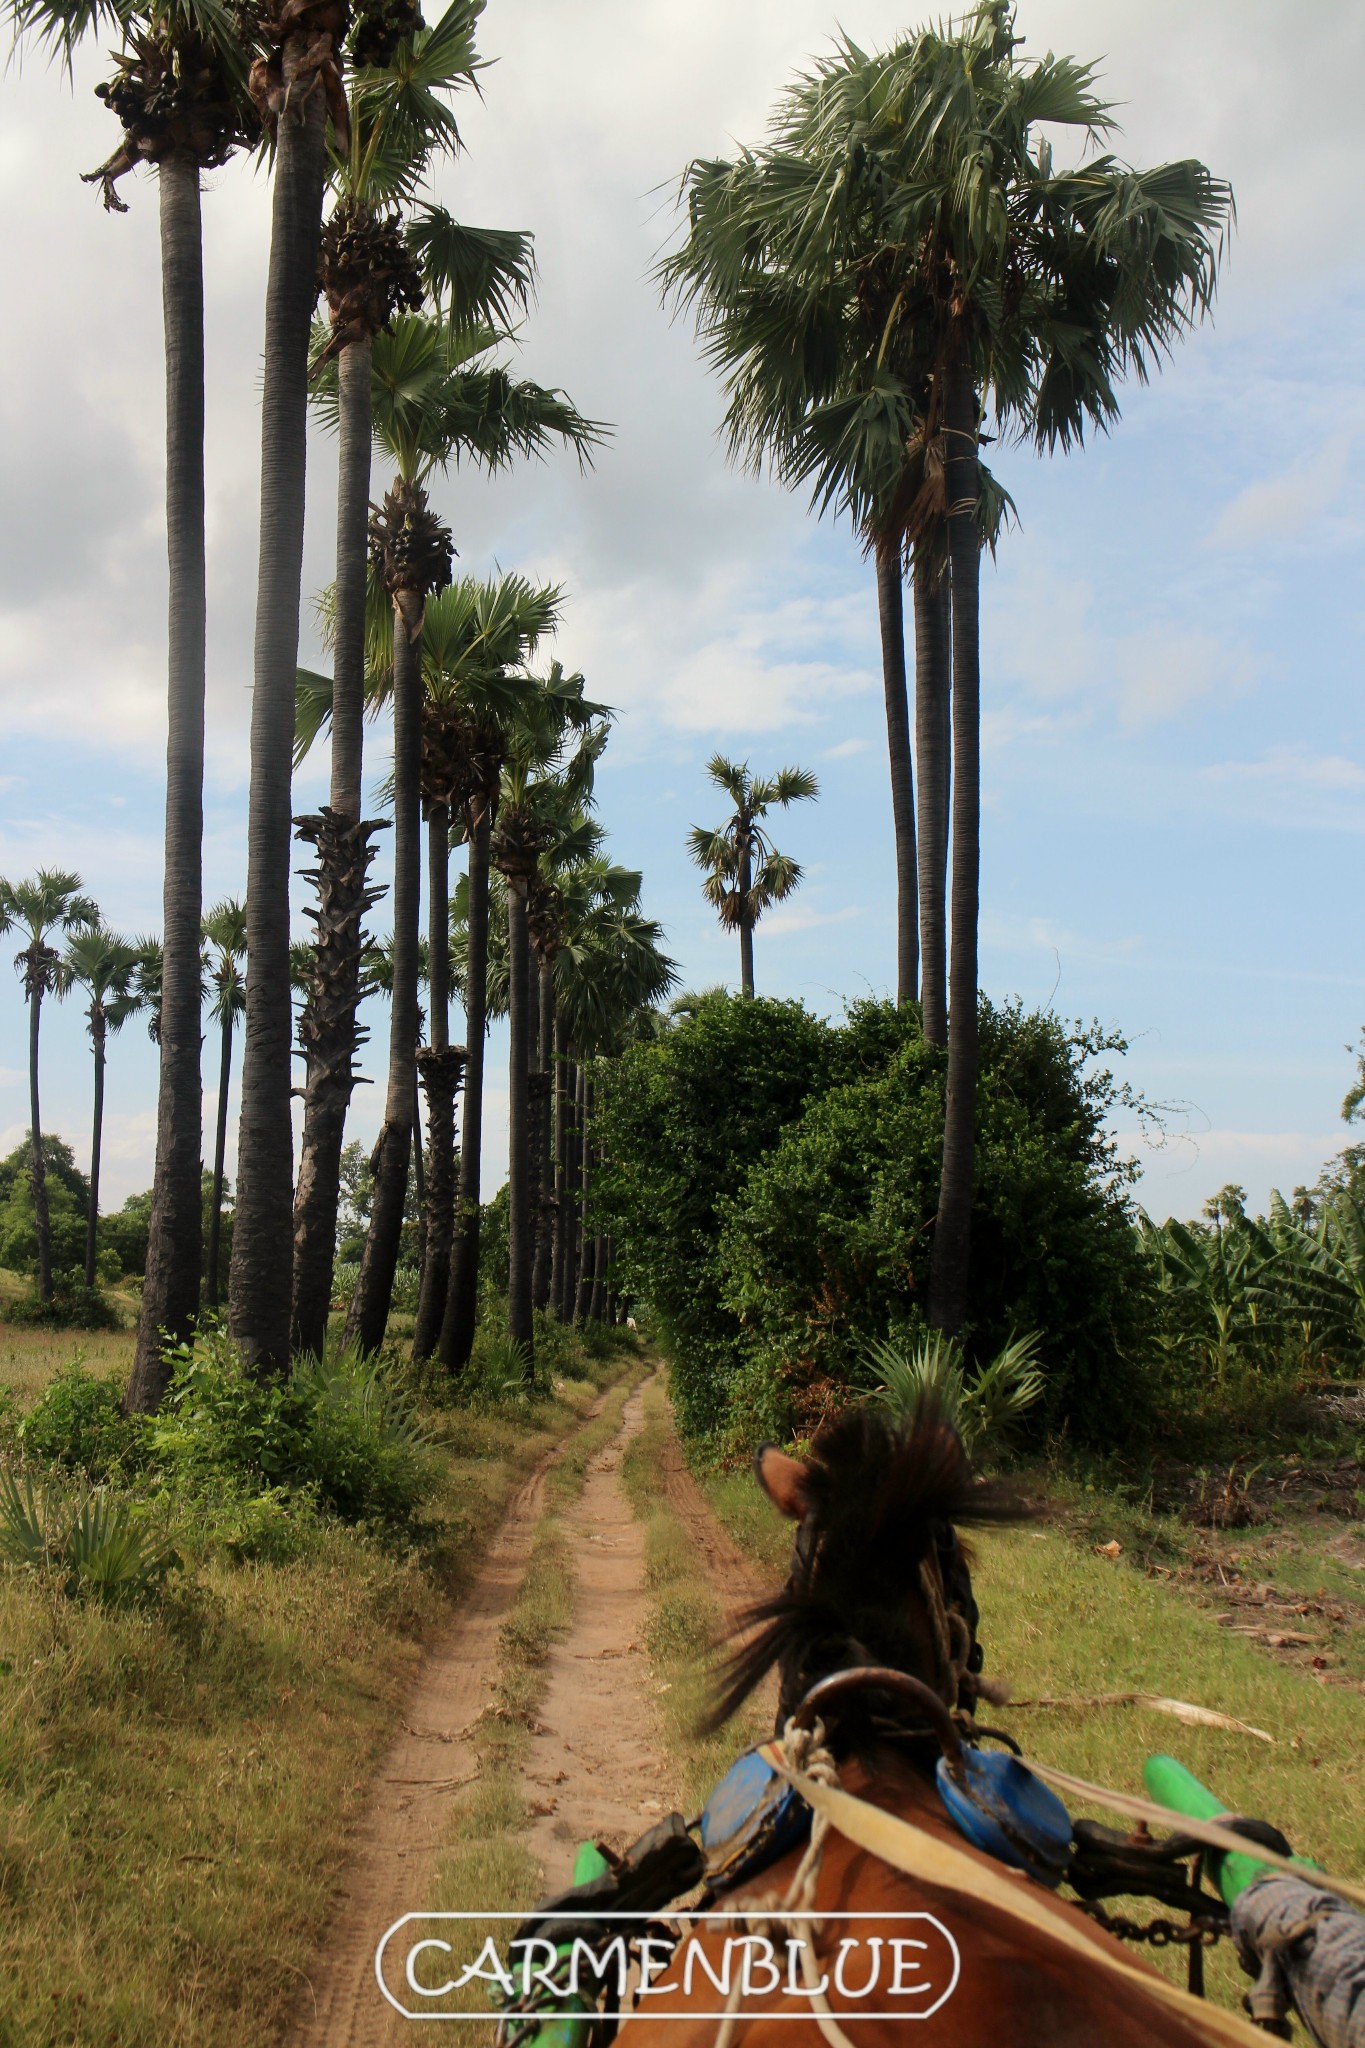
<box><xmin>863</xmin><ymin>1330</ymin><xmax>1044</xmax><ymax>1460</ymax></box>
<box><xmin>0</xmin><ymin>1469</ymin><xmax>180</xmax><ymax>1605</ymax></box>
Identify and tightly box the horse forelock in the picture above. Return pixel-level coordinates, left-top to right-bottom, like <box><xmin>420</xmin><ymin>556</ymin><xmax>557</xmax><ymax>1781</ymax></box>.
<box><xmin>707</xmin><ymin>1398</ymin><xmax>1030</xmax><ymax>1743</ymax></box>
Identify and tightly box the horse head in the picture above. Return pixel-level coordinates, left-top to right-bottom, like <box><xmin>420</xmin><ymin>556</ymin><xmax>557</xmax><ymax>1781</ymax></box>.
<box><xmin>710</xmin><ymin>1399</ymin><xmax>1030</xmax><ymax>1757</ymax></box>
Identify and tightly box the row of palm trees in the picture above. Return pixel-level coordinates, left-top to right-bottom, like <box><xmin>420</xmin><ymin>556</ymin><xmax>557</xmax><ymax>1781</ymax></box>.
<box><xmin>660</xmin><ymin>1</ymin><xmax>1233</xmax><ymax>1333</ymax></box>
<box><xmin>10</xmin><ymin>0</ymin><xmax>639</xmax><ymax>1400</ymax></box>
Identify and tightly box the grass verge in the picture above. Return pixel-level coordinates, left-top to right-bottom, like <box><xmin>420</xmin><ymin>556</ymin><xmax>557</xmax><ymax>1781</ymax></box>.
<box><xmin>617</xmin><ymin>1375</ymin><xmax>769</xmax><ymax>1817</ymax></box>
<box><xmin>0</xmin><ymin>1342</ymin><xmax>638</xmax><ymax>2048</ymax></box>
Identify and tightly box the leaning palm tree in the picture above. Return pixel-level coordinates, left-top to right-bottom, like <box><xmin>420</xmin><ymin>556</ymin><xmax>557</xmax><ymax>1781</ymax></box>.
<box><xmin>59</xmin><ymin>928</ymin><xmax>144</xmax><ymax>1288</ymax></box>
<box><xmin>0</xmin><ymin>872</ymin><xmax>100</xmax><ymax>1302</ymax></box>
<box><xmin>8</xmin><ymin>0</ymin><xmax>260</xmax><ymax>1399</ymax></box>
<box><xmin>687</xmin><ymin>757</ymin><xmax>817</xmax><ymax>997</ymax></box>
<box><xmin>202</xmin><ymin>897</ymin><xmax>246</xmax><ymax>1307</ymax></box>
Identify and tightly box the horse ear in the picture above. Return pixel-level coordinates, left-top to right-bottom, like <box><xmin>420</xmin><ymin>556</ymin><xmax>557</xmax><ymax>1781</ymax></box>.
<box><xmin>754</xmin><ymin>1442</ymin><xmax>810</xmax><ymax>1520</ymax></box>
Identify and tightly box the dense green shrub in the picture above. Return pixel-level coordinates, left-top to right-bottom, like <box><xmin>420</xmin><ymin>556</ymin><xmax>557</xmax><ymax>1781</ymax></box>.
<box><xmin>17</xmin><ymin>1362</ymin><xmax>149</xmax><ymax>1476</ymax></box>
<box><xmin>594</xmin><ymin>993</ymin><xmax>833</xmax><ymax>1436</ymax></box>
<box><xmin>5</xmin><ymin>1270</ymin><xmax>122</xmax><ymax>1330</ymax></box>
<box><xmin>0</xmin><ymin>1138</ymin><xmax>91</xmax><ymax>1277</ymax></box>
<box><xmin>148</xmin><ymin>1329</ymin><xmax>436</xmax><ymax>1531</ymax></box>
<box><xmin>720</xmin><ymin>1001</ymin><xmax>1154</xmax><ymax>1445</ymax></box>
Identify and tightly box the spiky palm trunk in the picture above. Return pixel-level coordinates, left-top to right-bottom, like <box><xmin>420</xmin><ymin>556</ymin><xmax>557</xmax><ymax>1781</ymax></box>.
<box><xmin>928</xmin><ymin>361</ymin><xmax>981</xmax><ymax>1336</ymax></box>
<box><xmin>345</xmin><ymin>608</ymin><xmax>421</xmax><ymax>1352</ymax></box>
<box><xmin>207</xmin><ymin>1006</ymin><xmax>233</xmax><ymax>1308</ymax></box>
<box><xmin>440</xmin><ymin>809</ymin><xmax>490</xmax><ymax>1370</ymax></box>
<box><xmin>291</xmin><ymin>333</ymin><xmax>375</xmax><ymax>1353</ymax></box>
<box><xmin>84</xmin><ymin>1007</ymin><xmax>107</xmax><ymax>1290</ymax></box>
<box><xmin>290</xmin><ymin>809</ymin><xmax>384</xmax><ymax>1352</ymax></box>
<box><xmin>129</xmin><ymin>151</ymin><xmax>206</xmax><ymax>1407</ymax></box>
<box><xmin>230</xmin><ymin>81</ymin><xmax>330</xmax><ymax>1375</ymax></box>
<box><xmin>876</xmin><ymin>534</ymin><xmax>919</xmax><ymax>1008</ymax></box>
<box><xmin>914</xmin><ymin>546</ymin><xmax>951</xmax><ymax>1046</ymax></box>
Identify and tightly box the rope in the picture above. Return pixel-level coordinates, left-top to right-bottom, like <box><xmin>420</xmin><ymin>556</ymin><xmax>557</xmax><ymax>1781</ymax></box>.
<box><xmin>712</xmin><ymin>1718</ymin><xmax>857</xmax><ymax>2048</ymax></box>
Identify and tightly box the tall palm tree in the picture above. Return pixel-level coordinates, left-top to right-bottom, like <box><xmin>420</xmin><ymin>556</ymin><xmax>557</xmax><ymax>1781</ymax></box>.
<box><xmin>8</xmin><ymin>0</ymin><xmax>260</xmax><ymax>1398</ymax></box>
<box><xmin>298</xmin><ymin>315</ymin><xmax>601</xmax><ymax>1355</ymax></box>
<box><xmin>293</xmin><ymin>0</ymin><xmax>537</xmax><ymax>1358</ymax></box>
<box><xmin>666</xmin><ymin>5</ymin><xmax>1230</xmax><ymax>1332</ymax></box>
<box><xmin>0</xmin><ymin>872</ymin><xmax>100</xmax><ymax>1302</ymax></box>
<box><xmin>410</xmin><ymin>574</ymin><xmax>559</xmax><ymax>1357</ymax></box>
<box><xmin>59</xmin><ymin>929</ymin><xmax>144</xmax><ymax>1288</ymax></box>
<box><xmin>228</xmin><ymin>0</ymin><xmax>358</xmax><ymax>1375</ymax></box>
<box><xmin>687</xmin><ymin>756</ymin><xmax>817</xmax><ymax>997</ymax></box>
<box><xmin>492</xmin><ymin>674</ymin><xmax>609</xmax><ymax>1362</ymax></box>
<box><xmin>202</xmin><ymin>897</ymin><xmax>246</xmax><ymax>1307</ymax></box>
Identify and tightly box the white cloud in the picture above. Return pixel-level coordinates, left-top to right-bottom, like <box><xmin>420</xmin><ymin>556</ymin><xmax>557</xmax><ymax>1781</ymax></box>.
<box><xmin>1200</xmin><ymin>747</ymin><xmax>1365</xmax><ymax>831</ymax></box>
<box><xmin>826</xmin><ymin>737</ymin><xmax>870</xmax><ymax>759</ymax></box>
<box><xmin>1207</xmin><ymin>431</ymin><xmax>1359</xmax><ymax>549</ymax></box>
<box><xmin>761</xmin><ymin>903</ymin><xmax>865</xmax><ymax>939</ymax></box>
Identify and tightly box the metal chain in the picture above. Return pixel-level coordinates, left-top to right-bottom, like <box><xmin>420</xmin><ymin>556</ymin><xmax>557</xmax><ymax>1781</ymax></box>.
<box><xmin>1080</xmin><ymin>1902</ymin><xmax>1226</xmax><ymax>1951</ymax></box>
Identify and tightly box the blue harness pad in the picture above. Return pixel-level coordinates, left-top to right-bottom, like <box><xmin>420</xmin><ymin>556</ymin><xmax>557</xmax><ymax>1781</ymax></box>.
<box><xmin>699</xmin><ymin>1747</ymin><xmax>812</xmax><ymax>1893</ymax></box>
<box><xmin>936</xmin><ymin>1748</ymin><xmax>1073</xmax><ymax>1887</ymax></box>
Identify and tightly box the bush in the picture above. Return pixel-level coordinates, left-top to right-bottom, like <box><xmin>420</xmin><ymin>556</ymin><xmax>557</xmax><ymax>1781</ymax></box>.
<box><xmin>0</xmin><ymin>1470</ymin><xmax>180</xmax><ymax>1606</ymax></box>
<box><xmin>594</xmin><ymin>993</ymin><xmax>832</xmax><ymax>1436</ymax></box>
<box><xmin>148</xmin><ymin>1328</ymin><xmax>436</xmax><ymax>1531</ymax></box>
<box><xmin>5</xmin><ymin>1270</ymin><xmax>122</xmax><ymax>1331</ymax></box>
<box><xmin>720</xmin><ymin>1001</ymin><xmax>1155</xmax><ymax>1446</ymax></box>
<box><xmin>0</xmin><ymin>1136</ymin><xmax>90</xmax><ymax>1276</ymax></box>
<box><xmin>18</xmin><ymin>1362</ymin><xmax>149</xmax><ymax>1477</ymax></box>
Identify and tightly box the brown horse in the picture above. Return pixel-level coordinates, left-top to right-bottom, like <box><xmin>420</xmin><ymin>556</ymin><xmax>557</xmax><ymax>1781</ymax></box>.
<box><xmin>613</xmin><ymin>1404</ymin><xmax>1260</xmax><ymax>2048</ymax></box>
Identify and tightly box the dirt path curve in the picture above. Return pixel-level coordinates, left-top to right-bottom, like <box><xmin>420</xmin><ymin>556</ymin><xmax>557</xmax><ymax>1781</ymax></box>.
<box><xmin>288</xmin><ymin>1386</ymin><xmax>618</xmax><ymax>2048</ymax></box>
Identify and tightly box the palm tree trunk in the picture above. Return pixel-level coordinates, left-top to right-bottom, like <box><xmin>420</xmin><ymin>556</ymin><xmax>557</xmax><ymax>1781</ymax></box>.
<box><xmin>928</xmin><ymin>361</ymin><xmax>981</xmax><ymax>1338</ymax></box>
<box><xmin>876</xmin><ymin>533</ymin><xmax>919</xmax><ymax>1008</ymax></box>
<box><xmin>27</xmin><ymin>982</ymin><xmax>52</xmax><ymax>1304</ymax></box>
<box><xmin>737</xmin><ymin>836</ymin><xmax>755</xmax><ymax>998</ymax></box>
<box><xmin>346</xmin><ymin>606</ymin><xmax>421</xmax><ymax>1353</ymax></box>
<box><xmin>573</xmin><ymin>1074</ymin><xmax>593</xmax><ymax>1324</ymax></box>
<box><xmin>414</xmin><ymin>806</ymin><xmax>457</xmax><ymax>1357</ymax></box>
<box><xmin>531</xmin><ymin>965</ymin><xmax>554</xmax><ymax>1311</ymax></box>
<box><xmin>207</xmin><ymin>1010</ymin><xmax>233</xmax><ymax>1309</ymax></box>
<box><xmin>914</xmin><ymin>545</ymin><xmax>951</xmax><ymax>1046</ymax></box>
<box><xmin>289</xmin><ymin>332</ymin><xmax>375</xmax><ymax>1352</ymax></box>
<box><xmin>229</xmin><ymin>78</ymin><xmax>330</xmax><ymax>1377</ymax></box>
<box><xmin>506</xmin><ymin>878</ymin><xmax>534</xmax><ymax>1364</ymax></box>
<box><xmin>440</xmin><ymin>807</ymin><xmax>490</xmax><ymax>1370</ymax></box>
<box><xmin>290</xmin><ymin>810</ymin><xmax>384</xmax><ymax>1354</ymax></box>
<box><xmin>83</xmin><ymin>1011</ymin><xmax>106</xmax><ymax>1291</ymax></box>
<box><xmin>130</xmin><ymin>150</ymin><xmax>207</xmax><ymax>1407</ymax></box>
<box><xmin>589</xmin><ymin>1229</ymin><xmax>606</xmax><ymax>1323</ymax></box>
<box><xmin>550</xmin><ymin>1020</ymin><xmax>569</xmax><ymax>1318</ymax></box>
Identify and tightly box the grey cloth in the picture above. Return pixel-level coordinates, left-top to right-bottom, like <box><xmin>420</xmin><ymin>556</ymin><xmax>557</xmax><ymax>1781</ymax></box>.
<box><xmin>1232</xmin><ymin>1875</ymin><xmax>1365</xmax><ymax>2048</ymax></box>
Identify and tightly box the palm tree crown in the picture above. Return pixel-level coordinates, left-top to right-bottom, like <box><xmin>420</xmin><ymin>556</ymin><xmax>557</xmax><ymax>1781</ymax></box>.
<box><xmin>687</xmin><ymin>756</ymin><xmax>817</xmax><ymax>997</ymax></box>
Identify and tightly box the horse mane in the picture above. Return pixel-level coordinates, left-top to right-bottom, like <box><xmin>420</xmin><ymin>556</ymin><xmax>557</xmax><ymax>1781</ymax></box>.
<box><xmin>707</xmin><ymin>1398</ymin><xmax>1031</xmax><ymax>1737</ymax></box>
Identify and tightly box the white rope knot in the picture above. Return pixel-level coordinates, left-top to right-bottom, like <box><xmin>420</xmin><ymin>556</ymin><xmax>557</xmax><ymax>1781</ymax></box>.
<box><xmin>713</xmin><ymin>1719</ymin><xmax>859</xmax><ymax>2048</ymax></box>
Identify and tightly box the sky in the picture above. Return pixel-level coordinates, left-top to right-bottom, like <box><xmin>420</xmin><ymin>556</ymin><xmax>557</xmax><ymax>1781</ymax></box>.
<box><xmin>0</xmin><ymin>0</ymin><xmax>1363</xmax><ymax>1223</ymax></box>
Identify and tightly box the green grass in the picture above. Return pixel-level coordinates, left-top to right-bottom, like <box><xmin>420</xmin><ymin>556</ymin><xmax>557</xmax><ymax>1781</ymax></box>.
<box><xmin>618</xmin><ymin>1376</ymin><xmax>771</xmax><ymax>1816</ymax></box>
<box><xmin>0</xmin><ymin>1324</ymin><xmax>641</xmax><ymax>2047</ymax></box>
<box><xmin>0</xmin><ymin>1315</ymin><xmax>133</xmax><ymax>1404</ymax></box>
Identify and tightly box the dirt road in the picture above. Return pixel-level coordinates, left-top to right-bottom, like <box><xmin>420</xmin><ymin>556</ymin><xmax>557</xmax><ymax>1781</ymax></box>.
<box><xmin>288</xmin><ymin>1372</ymin><xmax>761</xmax><ymax>2047</ymax></box>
